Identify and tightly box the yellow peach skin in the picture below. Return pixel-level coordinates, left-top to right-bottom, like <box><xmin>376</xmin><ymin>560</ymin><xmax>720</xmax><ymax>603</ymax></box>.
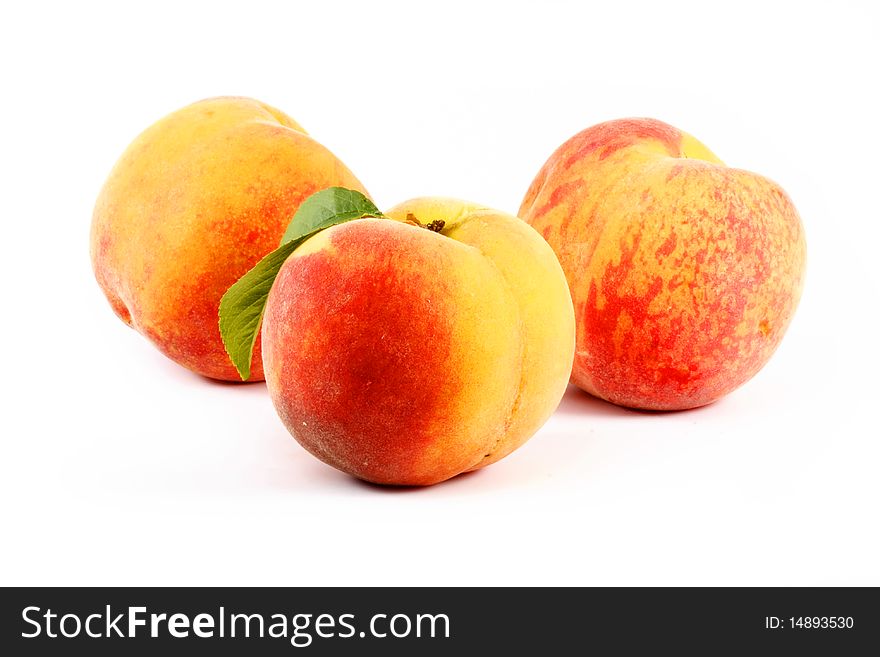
<box><xmin>520</xmin><ymin>118</ymin><xmax>807</xmax><ymax>410</ymax></box>
<box><xmin>261</xmin><ymin>200</ymin><xmax>575</xmax><ymax>486</ymax></box>
<box><xmin>90</xmin><ymin>97</ymin><xmax>367</xmax><ymax>380</ymax></box>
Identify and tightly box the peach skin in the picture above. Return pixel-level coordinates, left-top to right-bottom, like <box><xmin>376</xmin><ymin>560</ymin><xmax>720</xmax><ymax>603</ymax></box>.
<box><xmin>520</xmin><ymin>118</ymin><xmax>806</xmax><ymax>410</ymax></box>
<box><xmin>91</xmin><ymin>97</ymin><xmax>367</xmax><ymax>380</ymax></box>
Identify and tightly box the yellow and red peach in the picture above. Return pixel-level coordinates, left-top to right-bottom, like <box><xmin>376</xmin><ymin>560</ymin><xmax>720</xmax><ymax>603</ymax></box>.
<box><xmin>90</xmin><ymin>96</ymin><xmax>367</xmax><ymax>380</ymax></box>
<box><xmin>261</xmin><ymin>199</ymin><xmax>575</xmax><ymax>485</ymax></box>
<box><xmin>520</xmin><ymin>118</ymin><xmax>806</xmax><ymax>410</ymax></box>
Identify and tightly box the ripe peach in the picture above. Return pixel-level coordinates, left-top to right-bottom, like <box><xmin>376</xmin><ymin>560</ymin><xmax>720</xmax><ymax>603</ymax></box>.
<box><xmin>261</xmin><ymin>199</ymin><xmax>575</xmax><ymax>485</ymax></box>
<box><xmin>90</xmin><ymin>97</ymin><xmax>367</xmax><ymax>380</ymax></box>
<box><xmin>520</xmin><ymin>118</ymin><xmax>806</xmax><ymax>410</ymax></box>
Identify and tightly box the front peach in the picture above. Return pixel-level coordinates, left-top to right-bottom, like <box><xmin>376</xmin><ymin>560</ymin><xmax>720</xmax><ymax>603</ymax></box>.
<box><xmin>261</xmin><ymin>202</ymin><xmax>574</xmax><ymax>486</ymax></box>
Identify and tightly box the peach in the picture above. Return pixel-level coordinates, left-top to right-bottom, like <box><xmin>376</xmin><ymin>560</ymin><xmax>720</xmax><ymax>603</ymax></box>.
<box><xmin>520</xmin><ymin>118</ymin><xmax>806</xmax><ymax>410</ymax></box>
<box><xmin>90</xmin><ymin>97</ymin><xmax>367</xmax><ymax>380</ymax></box>
<box><xmin>261</xmin><ymin>199</ymin><xmax>575</xmax><ymax>485</ymax></box>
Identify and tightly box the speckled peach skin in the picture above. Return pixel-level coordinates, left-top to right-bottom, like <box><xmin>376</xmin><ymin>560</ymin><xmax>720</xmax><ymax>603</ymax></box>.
<box><xmin>520</xmin><ymin>118</ymin><xmax>806</xmax><ymax>410</ymax></box>
<box><xmin>90</xmin><ymin>97</ymin><xmax>367</xmax><ymax>380</ymax></box>
<box><xmin>262</xmin><ymin>201</ymin><xmax>574</xmax><ymax>486</ymax></box>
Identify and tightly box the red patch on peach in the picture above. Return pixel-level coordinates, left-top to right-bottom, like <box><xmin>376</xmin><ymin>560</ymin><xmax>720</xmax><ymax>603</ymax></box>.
<box><xmin>563</xmin><ymin>118</ymin><xmax>683</xmax><ymax>169</ymax></box>
<box><xmin>263</xmin><ymin>223</ymin><xmax>462</xmax><ymax>482</ymax></box>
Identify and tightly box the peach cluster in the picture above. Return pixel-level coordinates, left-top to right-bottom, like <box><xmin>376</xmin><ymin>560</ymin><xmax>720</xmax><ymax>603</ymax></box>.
<box><xmin>91</xmin><ymin>100</ymin><xmax>805</xmax><ymax>485</ymax></box>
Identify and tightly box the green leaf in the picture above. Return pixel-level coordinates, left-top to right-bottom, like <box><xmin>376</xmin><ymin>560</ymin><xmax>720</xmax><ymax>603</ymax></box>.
<box><xmin>219</xmin><ymin>188</ymin><xmax>381</xmax><ymax>381</ymax></box>
<box><xmin>281</xmin><ymin>186</ymin><xmax>382</xmax><ymax>245</ymax></box>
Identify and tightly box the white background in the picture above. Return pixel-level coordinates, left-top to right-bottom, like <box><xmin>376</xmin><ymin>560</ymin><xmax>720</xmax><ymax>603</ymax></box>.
<box><xmin>2</xmin><ymin>0</ymin><xmax>878</xmax><ymax>586</ymax></box>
